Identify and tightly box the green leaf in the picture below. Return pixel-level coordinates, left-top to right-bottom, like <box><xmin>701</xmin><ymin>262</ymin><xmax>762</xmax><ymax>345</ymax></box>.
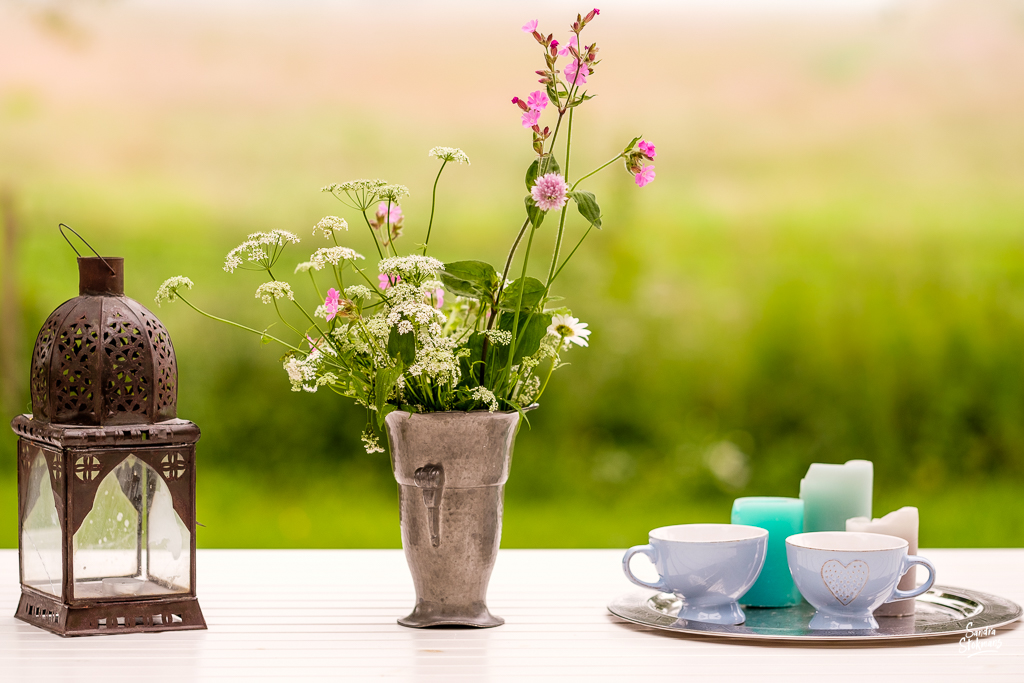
<box><xmin>374</xmin><ymin>362</ymin><xmax>404</xmax><ymax>427</ymax></box>
<box><xmin>494</xmin><ymin>312</ymin><xmax>554</xmax><ymax>366</ymax></box>
<box><xmin>498</xmin><ymin>277</ymin><xmax>546</xmax><ymax>312</ymax></box>
<box><xmin>440</xmin><ymin>260</ymin><xmax>498</xmax><ymax>300</ymax></box>
<box><xmin>525</xmin><ymin>155</ymin><xmax>562</xmax><ymax>192</ymax></box>
<box><xmin>525</xmin><ymin>195</ymin><xmax>546</xmax><ymax>229</ymax></box>
<box><xmin>458</xmin><ymin>331</ymin><xmax>487</xmax><ymax>385</ymax></box>
<box><xmin>623</xmin><ymin>135</ymin><xmax>643</xmax><ymax>153</ymax></box>
<box><xmin>387</xmin><ymin>325</ymin><xmax>416</xmax><ymax>366</ymax></box>
<box><xmin>569</xmin><ymin>190</ymin><xmax>602</xmax><ymax>229</ymax></box>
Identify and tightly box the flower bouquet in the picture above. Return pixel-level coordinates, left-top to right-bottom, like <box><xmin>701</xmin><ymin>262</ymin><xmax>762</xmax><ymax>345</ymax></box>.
<box><xmin>158</xmin><ymin>8</ymin><xmax>655</xmax><ymax>627</ymax></box>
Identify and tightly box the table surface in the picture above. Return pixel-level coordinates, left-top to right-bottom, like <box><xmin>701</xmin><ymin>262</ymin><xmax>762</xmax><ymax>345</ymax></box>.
<box><xmin>1</xmin><ymin>548</ymin><xmax>1021</xmax><ymax>681</ymax></box>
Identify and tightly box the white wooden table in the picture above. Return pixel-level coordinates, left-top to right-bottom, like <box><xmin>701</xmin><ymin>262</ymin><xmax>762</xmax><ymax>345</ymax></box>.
<box><xmin>1</xmin><ymin>549</ymin><xmax>1021</xmax><ymax>681</ymax></box>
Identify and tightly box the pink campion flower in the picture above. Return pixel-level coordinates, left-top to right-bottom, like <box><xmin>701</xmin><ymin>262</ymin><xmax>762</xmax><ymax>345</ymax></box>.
<box><xmin>531</xmin><ymin>173</ymin><xmax>569</xmax><ymax>211</ymax></box>
<box><xmin>558</xmin><ymin>34</ymin><xmax>577</xmax><ymax>57</ymax></box>
<box><xmin>324</xmin><ymin>288</ymin><xmax>340</xmax><ymax>321</ymax></box>
<box><xmin>521</xmin><ymin>108</ymin><xmax>542</xmax><ymax>128</ymax></box>
<box><xmin>550</xmin><ymin>39</ymin><xmax>559</xmax><ymax>49</ymax></box>
<box><xmin>638</xmin><ymin>140</ymin><xmax>657</xmax><ymax>159</ymax></box>
<box><xmin>522</xmin><ymin>19</ymin><xmax>538</xmax><ymax>33</ymax></box>
<box><xmin>377</xmin><ymin>201</ymin><xmax>403</xmax><ymax>224</ymax></box>
<box><xmin>378</xmin><ymin>273</ymin><xmax>401</xmax><ymax>289</ymax></box>
<box><xmin>634</xmin><ymin>165</ymin><xmax>656</xmax><ymax>188</ymax></box>
<box><xmin>593</xmin><ymin>8</ymin><xmax>601</xmax><ymax>15</ymax></box>
<box><xmin>564</xmin><ymin>59</ymin><xmax>588</xmax><ymax>85</ymax></box>
<box><xmin>527</xmin><ymin>90</ymin><xmax>548</xmax><ymax>111</ymax></box>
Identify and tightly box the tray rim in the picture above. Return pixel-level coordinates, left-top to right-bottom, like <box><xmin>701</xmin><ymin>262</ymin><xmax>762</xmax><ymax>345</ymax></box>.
<box><xmin>608</xmin><ymin>584</ymin><xmax>1023</xmax><ymax>643</ymax></box>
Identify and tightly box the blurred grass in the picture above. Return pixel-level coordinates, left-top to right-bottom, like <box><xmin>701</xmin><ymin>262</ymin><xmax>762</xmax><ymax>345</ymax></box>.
<box><xmin>1</xmin><ymin>1</ymin><xmax>1024</xmax><ymax>548</ymax></box>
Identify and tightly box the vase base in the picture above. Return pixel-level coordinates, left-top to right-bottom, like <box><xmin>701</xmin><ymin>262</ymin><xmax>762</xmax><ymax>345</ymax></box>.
<box><xmin>398</xmin><ymin>601</ymin><xmax>504</xmax><ymax>629</ymax></box>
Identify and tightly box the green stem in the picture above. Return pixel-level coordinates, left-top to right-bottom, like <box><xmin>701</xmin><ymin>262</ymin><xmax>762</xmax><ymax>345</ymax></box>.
<box><xmin>490</xmin><ymin>218</ymin><xmax>531</xmax><ymax>331</ymax></box>
<box><xmin>534</xmin><ymin>338</ymin><xmax>565</xmax><ymax>402</ymax></box>
<box><xmin>548</xmin><ymin>226</ymin><xmax>592</xmax><ymax>289</ymax></box>
<box><xmin>308</xmin><ymin>269</ymin><xmax>324</xmax><ymax>302</ymax></box>
<box><xmin>361</xmin><ymin>210</ymin><xmax>385</xmax><ymax>260</ymax></box>
<box><xmin>423</xmin><ymin>159</ymin><xmax>447</xmax><ymax>255</ymax></box>
<box><xmin>546</xmin><ymin>107</ymin><xmax>575</xmax><ymax>285</ymax></box>
<box><xmin>502</xmin><ymin>226</ymin><xmax>537</xmax><ymax>391</ymax></box>
<box><xmin>176</xmin><ymin>294</ymin><xmax>304</xmax><ymax>354</ymax></box>
<box><xmin>571</xmin><ymin>153</ymin><xmax>625</xmax><ymax>191</ymax></box>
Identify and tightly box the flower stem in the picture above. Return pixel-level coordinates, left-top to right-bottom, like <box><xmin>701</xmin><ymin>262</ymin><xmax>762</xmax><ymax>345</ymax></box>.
<box><xmin>534</xmin><ymin>338</ymin><xmax>564</xmax><ymax>402</ymax></box>
<box><xmin>361</xmin><ymin>210</ymin><xmax>385</xmax><ymax>260</ymax></box>
<box><xmin>571</xmin><ymin>153</ymin><xmax>624</xmax><ymax>191</ymax></box>
<box><xmin>423</xmin><ymin>159</ymin><xmax>447</xmax><ymax>255</ymax></box>
<box><xmin>546</xmin><ymin>107</ymin><xmax>575</xmax><ymax>286</ymax></box>
<box><xmin>502</xmin><ymin>225</ymin><xmax>537</xmax><ymax>389</ymax></box>
<box><xmin>176</xmin><ymin>294</ymin><xmax>305</xmax><ymax>354</ymax></box>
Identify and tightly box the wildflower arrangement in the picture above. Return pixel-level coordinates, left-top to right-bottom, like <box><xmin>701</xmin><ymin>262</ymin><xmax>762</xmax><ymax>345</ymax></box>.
<box><xmin>157</xmin><ymin>9</ymin><xmax>656</xmax><ymax>453</ymax></box>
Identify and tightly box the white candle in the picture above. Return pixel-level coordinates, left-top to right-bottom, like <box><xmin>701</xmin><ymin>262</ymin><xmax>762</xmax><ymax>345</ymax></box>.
<box><xmin>799</xmin><ymin>460</ymin><xmax>873</xmax><ymax>532</ymax></box>
<box><xmin>847</xmin><ymin>506</ymin><xmax>920</xmax><ymax>616</ymax></box>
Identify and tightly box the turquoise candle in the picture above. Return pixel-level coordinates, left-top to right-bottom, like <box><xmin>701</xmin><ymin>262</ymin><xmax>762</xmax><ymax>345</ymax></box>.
<box><xmin>731</xmin><ymin>497</ymin><xmax>804</xmax><ymax>607</ymax></box>
<box><xmin>799</xmin><ymin>459</ymin><xmax>873</xmax><ymax>532</ymax></box>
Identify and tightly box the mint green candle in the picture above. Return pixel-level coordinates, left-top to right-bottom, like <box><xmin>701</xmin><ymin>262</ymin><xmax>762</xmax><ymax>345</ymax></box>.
<box><xmin>731</xmin><ymin>497</ymin><xmax>804</xmax><ymax>607</ymax></box>
<box><xmin>799</xmin><ymin>459</ymin><xmax>873</xmax><ymax>532</ymax></box>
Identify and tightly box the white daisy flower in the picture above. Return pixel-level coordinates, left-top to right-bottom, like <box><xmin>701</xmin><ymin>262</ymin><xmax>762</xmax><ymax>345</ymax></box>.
<box><xmin>547</xmin><ymin>314</ymin><xmax>591</xmax><ymax>348</ymax></box>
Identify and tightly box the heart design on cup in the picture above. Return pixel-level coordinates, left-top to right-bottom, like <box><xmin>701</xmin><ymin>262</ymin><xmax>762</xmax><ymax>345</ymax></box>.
<box><xmin>820</xmin><ymin>559</ymin><xmax>870</xmax><ymax>605</ymax></box>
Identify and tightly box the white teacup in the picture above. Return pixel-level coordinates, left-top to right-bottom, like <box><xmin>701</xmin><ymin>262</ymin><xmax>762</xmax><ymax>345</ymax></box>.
<box><xmin>786</xmin><ymin>531</ymin><xmax>936</xmax><ymax>630</ymax></box>
<box><xmin>622</xmin><ymin>524</ymin><xmax>767</xmax><ymax>625</ymax></box>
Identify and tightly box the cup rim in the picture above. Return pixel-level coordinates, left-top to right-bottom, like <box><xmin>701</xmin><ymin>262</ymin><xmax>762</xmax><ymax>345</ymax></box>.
<box><xmin>786</xmin><ymin>531</ymin><xmax>909</xmax><ymax>552</ymax></box>
<box><xmin>650</xmin><ymin>523</ymin><xmax>768</xmax><ymax>544</ymax></box>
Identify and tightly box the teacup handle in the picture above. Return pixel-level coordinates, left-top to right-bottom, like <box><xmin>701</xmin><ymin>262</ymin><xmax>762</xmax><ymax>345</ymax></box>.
<box><xmin>885</xmin><ymin>554</ymin><xmax>936</xmax><ymax>602</ymax></box>
<box><xmin>622</xmin><ymin>544</ymin><xmax>669</xmax><ymax>592</ymax></box>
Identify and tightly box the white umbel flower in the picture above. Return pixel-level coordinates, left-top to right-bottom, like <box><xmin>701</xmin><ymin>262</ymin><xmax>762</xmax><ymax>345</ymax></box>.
<box><xmin>311</xmin><ymin>246</ymin><xmax>365</xmax><ymax>270</ymax></box>
<box><xmin>378</xmin><ymin>255</ymin><xmax>445</xmax><ymax>279</ymax></box>
<box><xmin>313</xmin><ymin>216</ymin><xmax>348</xmax><ymax>238</ymax></box>
<box><xmin>547</xmin><ymin>314</ymin><xmax>591</xmax><ymax>348</ymax></box>
<box><xmin>255</xmin><ymin>281</ymin><xmax>295</xmax><ymax>304</ymax></box>
<box><xmin>469</xmin><ymin>386</ymin><xmax>499</xmax><ymax>412</ymax></box>
<box><xmin>428</xmin><ymin>146</ymin><xmax>471</xmax><ymax>165</ymax></box>
<box><xmin>345</xmin><ymin>285</ymin><xmax>373</xmax><ymax>301</ymax></box>
<box><xmin>155</xmin><ymin>276</ymin><xmax>193</xmax><ymax>306</ymax></box>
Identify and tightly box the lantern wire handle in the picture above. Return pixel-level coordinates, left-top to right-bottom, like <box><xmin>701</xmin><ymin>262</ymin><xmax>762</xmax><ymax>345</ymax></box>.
<box><xmin>59</xmin><ymin>223</ymin><xmax>115</xmax><ymax>274</ymax></box>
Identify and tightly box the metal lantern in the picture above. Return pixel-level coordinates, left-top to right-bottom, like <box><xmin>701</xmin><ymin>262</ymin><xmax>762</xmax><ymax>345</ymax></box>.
<box><xmin>10</xmin><ymin>255</ymin><xmax>206</xmax><ymax>636</ymax></box>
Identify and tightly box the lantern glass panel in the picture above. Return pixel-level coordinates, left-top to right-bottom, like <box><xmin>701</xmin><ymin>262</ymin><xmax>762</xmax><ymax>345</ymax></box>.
<box><xmin>72</xmin><ymin>455</ymin><xmax>191</xmax><ymax>599</ymax></box>
<box><xmin>21</xmin><ymin>447</ymin><xmax>63</xmax><ymax>598</ymax></box>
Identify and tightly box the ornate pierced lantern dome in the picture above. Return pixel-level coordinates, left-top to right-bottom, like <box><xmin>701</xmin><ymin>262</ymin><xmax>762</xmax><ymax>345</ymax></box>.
<box><xmin>30</xmin><ymin>257</ymin><xmax>177</xmax><ymax>426</ymax></box>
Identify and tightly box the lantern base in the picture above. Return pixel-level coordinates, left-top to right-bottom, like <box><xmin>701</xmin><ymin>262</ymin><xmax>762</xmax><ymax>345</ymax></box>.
<box><xmin>15</xmin><ymin>590</ymin><xmax>207</xmax><ymax>637</ymax></box>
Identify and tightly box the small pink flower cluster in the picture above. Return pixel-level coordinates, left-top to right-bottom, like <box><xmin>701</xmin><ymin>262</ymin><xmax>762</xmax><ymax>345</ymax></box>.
<box><xmin>512</xmin><ymin>91</ymin><xmax>549</xmax><ymax>129</ymax></box>
<box><xmin>627</xmin><ymin>139</ymin><xmax>657</xmax><ymax>188</ymax></box>
<box><xmin>323</xmin><ymin>288</ymin><xmax>357</xmax><ymax>322</ymax></box>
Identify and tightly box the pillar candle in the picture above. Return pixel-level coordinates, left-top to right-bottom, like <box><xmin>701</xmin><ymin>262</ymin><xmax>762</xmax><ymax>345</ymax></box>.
<box><xmin>731</xmin><ymin>497</ymin><xmax>804</xmax><ymax>607</ymax></box>
<box><xmin>799</xmin><ymin>459</ymin><xmax>873</xmax><ymax>532</ymax></box>
<box><xmin>847</xmin><ymin>506</ymin><xmax>919</xmax><ymax>617</ymax></box>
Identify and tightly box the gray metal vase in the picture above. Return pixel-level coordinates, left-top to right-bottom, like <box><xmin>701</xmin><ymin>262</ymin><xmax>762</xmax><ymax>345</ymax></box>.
<box><xmin>385</xmin><ymin>409</ymin><xmax>522</xmax><ymax>628</ymax></box>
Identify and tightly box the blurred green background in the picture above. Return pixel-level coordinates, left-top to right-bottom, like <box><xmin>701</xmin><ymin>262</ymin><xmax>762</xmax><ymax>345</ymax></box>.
<box><xmin>1</xmin><ymin>0</ymin><xmax>1022</xmax><ymax>549</ymax></box>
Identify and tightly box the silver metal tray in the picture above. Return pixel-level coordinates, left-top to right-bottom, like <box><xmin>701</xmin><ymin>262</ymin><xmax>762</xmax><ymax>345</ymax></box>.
<box><xmin>608</xmin><ymin>585</ymin><xmax>1022</xmax><ymax>642</ymax></box>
